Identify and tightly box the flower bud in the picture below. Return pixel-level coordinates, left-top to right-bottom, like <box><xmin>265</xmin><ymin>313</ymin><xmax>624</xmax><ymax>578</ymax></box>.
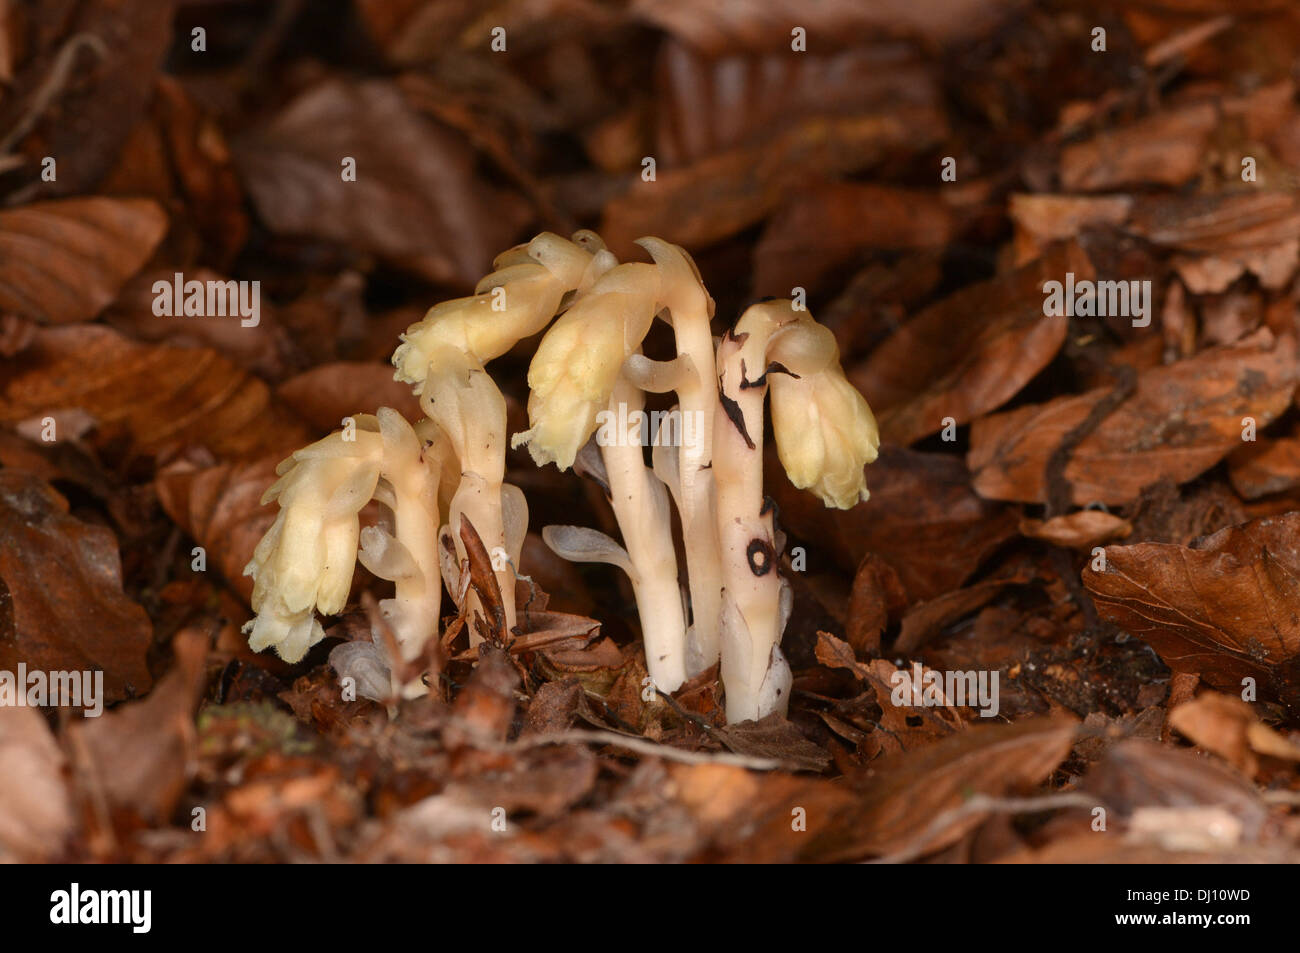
<box><xmin>770</xmin><ymin>365</ymin><xmax>879</xmax><ymax>509</ymax></box>
<box><xmin>392</xmin><ymin>232</ymin><xmax>597</xmax><ymax>390</ymax></box>
<box><xmin>242</xmin><ymin>425</ymin><xmax>382</xmax><ymax>662</ymax></box>
<box><xmin>513</xmin><ymin>263</ymin><xmax>659</xmax><ymax>469</ymax></box>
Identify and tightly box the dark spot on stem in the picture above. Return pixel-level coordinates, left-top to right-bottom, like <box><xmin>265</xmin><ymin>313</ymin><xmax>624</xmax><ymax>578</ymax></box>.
<box><xmin>760</xmin><ymin>495</ymin><xmax>778</xmax><ymax>519</ymax></box>
<box><xmin>718</xmin><ymin>389</ymin><xmax>754</xmax><ymax>449</ymax></box>
<box><xmin>747</xmin><ymin>538</ymin><xmax>774</xmax><ymax>576</ymax></box>
<box><xmin>741</xmin><ymin>360</ymin><xmax>799</xmax><ymax>390</ymax></box>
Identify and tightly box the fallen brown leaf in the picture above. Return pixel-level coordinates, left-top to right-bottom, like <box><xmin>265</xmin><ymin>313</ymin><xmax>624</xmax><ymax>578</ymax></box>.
<box><xmin>712</xmin><ymin>713</ymin><xmax>832</xmax><ymax>773</ymax></box>
<box><xmin>105</xmin><ymin>269</ymin><xmax>293</xmax><ymax>380</ymax></box>
<box><xmin>1169</xmin><ymin>690</ymin><xmax>1300</xmax><ymax>777</ymax></box>
<box><xmin>1019</xmin><ymin>509</ymin><xmax>1133</xmax><ymax>549</ymax></box>
<box><xmin>277</xmin><ymin>362</ymin><xmax>423</xmax><ymax>433</ymax></box>
<box><xmin>0</xmin><ymin>324</ymin><xmax>310</xmax><ymax>461</ymax></box>
<box><xmin>1059</xmin><ymin>103</ymin><xmax>1217</xmax><ymax>192</ymax></box>
<box><xmin>232</xmin><ymin>78</ymin><xmax>530</xmax><ymax>287</ymax></box>
<box><xmin>1082</xmin><ymin>739</ymin><xmax>1267</xmax><ymax>841</ymax></box>
<box><xmin>0</xmin><ymin>706</ymin><xmax>75</xmax><ymax>861</ymax></box>
<box><xmin>601</xmin><ymin>109</ymin><xmax>944</xmax><ymax>255</ymax></box>
<box><xmin>0</xmin><ymin>197</ymin><xmax>167</xmax><ymax>325</ymax></box>
<box><xmin>753</xmin><ymin>183</ymin><xmax>954</xmax><ymax>297</ymax></box>
<box><xmin>1228</xmin><ymin>432</ymin><xmax>1300</xmax><ymax>499</ymax></box>
<box><xmin>449</xmin><ymin>744</ymin><xmax>599</xmax><ymax>821</ymax></box>
<box><xmin>1125</xmin><ymin>190</ymin><xmax>1300</xmax><ymax>254</ymax></box>
<box><xmin>845</xmin><ymin>553</ymin><xmax>907</xmax><ymax>656</ymax></box>
<box><xmin>896</xmin><ymin>566</ymin><xmax>1036</xmax><ymax>655</ymax></box>
<box><xmin>631</xmin><ymin>0</ymin><xmax>1021</xmax><ymax>55</ymax></box>
<box><xmin>0</xmin><ymin>0</ymin><xmax>175</xmax><ymax>197</ymax></box>
<box><xmin>69</xmin><ymin>626</ymin><xmax>209</xmax><ymax>825</ymax></box>
<box><xmin>969</xmin><ymin>330</ymin><xmax>1297</xmax><ymax>505</ymax></box>
<box><xmin>1008</xmin><ymin>193</ymin><xmax>1132</xmax><ymax>266</ymax></box>
<box><xmin>1084</xmin><ymin>511</ymin><xmax>1300</xmax><ymax>704</ymax></box>
<box><xmin>154</xmin><ymin>453</ymin><xmax>288</xmax><ymax>604</ymax></box>
<box><xmin>851</xmin><ymin>243</ymin><xmax>1089</xmax><ymax>445</ymax></box>
<box><xmin>802</xmin><ymin>716</ymin><xmax>1077</xmax><ymax>861</ymax></box>
<box><xmin>0</xmin><ymin>470</ymin><xmax>152</xmax><ymax>702</ymax></box>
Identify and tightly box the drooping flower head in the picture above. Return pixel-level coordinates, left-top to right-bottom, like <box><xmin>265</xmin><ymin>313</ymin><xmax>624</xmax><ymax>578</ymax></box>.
<box><xmin>392</xmin><ymin>231</ymin><xmax>604</xmax><ymax>391</ymax></box>
<box><xmin>734</xmin><ymin>301</ymin><xmax>879</xmax><ymax>509</ymax></box>
<box><xmin>513</xmin><ymin>262</ymin><xmax>660</xmax><ymax>470</ymax></box>
<box><xmin>243</xmin><ymin>419</ymin><xmax>384</xmax><ymax>662</ymax></box>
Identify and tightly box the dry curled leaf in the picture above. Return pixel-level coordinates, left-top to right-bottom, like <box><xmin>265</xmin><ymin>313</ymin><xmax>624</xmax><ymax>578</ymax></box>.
<box><xmin>69</xmin><ymin>626</ymin><xmax>209</xmax><ymax>824</ymax></box>
<box><xmin>232</xmin><ymin>78</ymin><xmax>530</xmax><ymax>287</ymax></box>
<box><xmin>802</xmin><ymin>716</ymin><xmax>1077</xmax><ymax>862</ymax></box>
<box><xmin>1018</xmin><ymin>510</ymin><xmax>1132</xmax><ymax>549</ymax></box>
<box><xmin>154</xmin><ymin>452</ymin><xmax>289</xmax><ymax>604</ymax></box>
<box><xmin>1083</xmin><ymin>511</ymin><xmax>1300</xmax><ymax>704</ymax></box>
<box><xmin>0</xmin><ymin>197</ymin><xmax>167</xmax><ymax>324</ymax></box>
<box><xmin>970</xmin><ymin>330</ymin><xmax>1298</xmax><ymax>505</ymax></box>
<box><xmin>0</xmin><ymin>324</ymin><xmax>309</xmax><ymax>461</ymax></box>
<box><xmin>0</xmin><ymin>706</ymin><xmax>75</xmax><ymax>861</ymax></box>
<box><xmin>895</xmin><ymin>566</ymin><xmax>1035</xmax><ymax>655</ymax></box>
<box><xmin>851</xmin><ymin>243</ymin><xmax>1089</xmax><ymax>446</ymax></box>
<box><xmin>1169</xmin><ymin>691</ymin><xmax>1300</xmax><ymax>777</ymax></box>
<box><xmin>0</xmin><ymin>470</ymin><xmax>152</xmax><ymax>702</ymax></box>
<box><xmin>845</xmin><ymin>553</ymin><xmax>907</xmax><ymax>656</ymax></box>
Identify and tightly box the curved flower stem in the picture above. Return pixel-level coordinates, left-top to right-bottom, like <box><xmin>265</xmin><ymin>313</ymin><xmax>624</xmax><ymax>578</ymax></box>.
<box><xmin>713</xmin><ymin>316</ymin><xmax>784</xmax><ymax>723</ymax></box>
<box><xmin>636</xmin><ymin>239</ymin><xmax>722</xmax><ymax>675</ymax></box>
<box><xmin>375</xmin><ymin>410</ymin><xmax>444</xmax><ymax>696</ymax></box>
<box><xmin>599</xmin><ymin>373</ymin><xmax>689</xmax><ymax>693</ymax></box>
<box><xmin>419</xmin><ymin>347</ymin><xmax>516</xmax><ymax>643</ymax></box>
<box><xmin>664</xmin><ymin>326</ymin><xmax>721</xmax><ymax>673</ymax></box>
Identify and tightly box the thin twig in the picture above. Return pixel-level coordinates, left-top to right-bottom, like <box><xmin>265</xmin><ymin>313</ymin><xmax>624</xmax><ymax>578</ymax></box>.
<box><xmin>0</xmin><ymin>33</ymin><xmax>108</xmax><ymax>156</ymax></box>
<box><xmin>501</xmin><ymin>729</ymin><xmax>784</xmax><ymax>771</ymax></box>
<box><xmin>1144</xmin><ymin>15</ymin><xmax>1234</xmax><ymax>68</ymax></box>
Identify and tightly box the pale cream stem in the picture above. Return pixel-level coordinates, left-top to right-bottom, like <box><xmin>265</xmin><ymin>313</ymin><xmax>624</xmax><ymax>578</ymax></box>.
<box><xmin>376</xmin><ymin>410</ymin><xmax>444</xmax><ymax>696</ymax></box>
<box><xmin>713</xmin><ymin>308</ymin><xmax>787</xmax><ymax>723</ymax></box>
<box><xmin>419</xmin><ymin>347</ymin><xmax>516</xmax><ymax>643</ymax></box>
<box><xmin>636</xmin><ymin>238</ymin><xmax>722</xmax><ymax>675</ymax></box>
<box><xmin>599</xmin><ymin>373</ymin><xmax>689</xmax><ymax>693</ymax></box>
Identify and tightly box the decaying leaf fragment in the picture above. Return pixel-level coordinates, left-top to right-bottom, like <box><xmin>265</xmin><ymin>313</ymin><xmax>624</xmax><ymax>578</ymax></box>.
<box><xmin>1084</xmin><ymin>511</ymin><xmax>1300</xmax><ymax>704</ymax></box>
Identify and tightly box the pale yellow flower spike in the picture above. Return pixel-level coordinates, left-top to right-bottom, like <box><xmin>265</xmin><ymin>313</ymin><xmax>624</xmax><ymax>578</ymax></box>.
<box><xmin>243</xmin><ymin>418</ymin><xmax>384</xmax><ymax>664</ymax></box>
<box><xmin>514</xmin><ymin>261</ymin><xmax>661</xmax><ymax>470</ymax></box>
<box><xmin>714</xmin><ymin>300</ymin><xmax>878</xmax><ymax>722</ymax></box>
<box><xmin>393</xmin><ymin>231</ymin><xmax>604</xmax><ymax>391</ymax></box>
<box><xmin>763</xmin><ymin>316</ymin><xmax>880</xmax><ymax>510</ymax></box>
<box><xmin>245</xmin><ymin>232</ymin><xmax>881</xmax><ymax>727</ymax></box>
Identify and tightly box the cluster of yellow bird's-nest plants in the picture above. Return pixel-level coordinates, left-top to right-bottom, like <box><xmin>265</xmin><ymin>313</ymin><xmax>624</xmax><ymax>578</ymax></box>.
<box><xmin>242</xmin><ymin>231</ymin><xmax>879</xmax><ymax>724</ymax></box>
